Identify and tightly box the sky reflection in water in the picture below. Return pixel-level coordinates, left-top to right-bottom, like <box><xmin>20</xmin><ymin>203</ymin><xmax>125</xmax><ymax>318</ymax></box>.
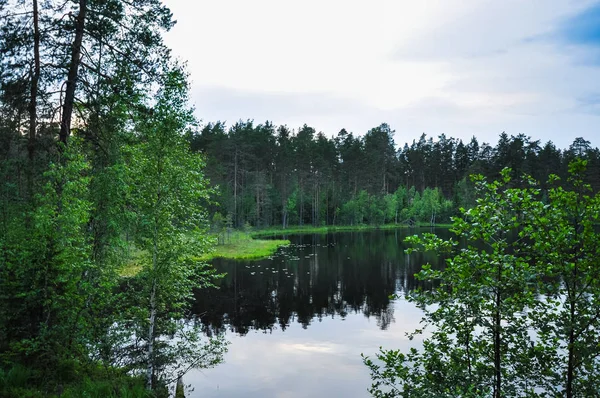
<box><xmin>188</xmin><ymin>229</ymin><xmax>449</xmax><ymax>397</ymax></box>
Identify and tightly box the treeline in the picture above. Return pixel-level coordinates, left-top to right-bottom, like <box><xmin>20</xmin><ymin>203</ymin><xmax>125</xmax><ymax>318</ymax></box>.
<box><xmin>190</xmin><ymin>121</ymin><xmax>600</xmax><ymax>227</ymax></box>
<box><xmin>0</xmin><ymin>1</ymin><xmax>223</xmax><ymax>396</ymax></box>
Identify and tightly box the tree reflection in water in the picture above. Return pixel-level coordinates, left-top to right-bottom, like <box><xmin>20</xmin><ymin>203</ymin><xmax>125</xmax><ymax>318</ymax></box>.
<box><xmin>192</xmin><ymin>229</ymin><xmax>449</xmax><ymax>337</ymax></box>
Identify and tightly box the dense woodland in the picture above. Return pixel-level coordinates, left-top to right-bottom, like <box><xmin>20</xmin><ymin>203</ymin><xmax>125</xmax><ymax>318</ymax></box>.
<box><xmin>0</xmin><ymin>1</ymin><xmax>225</xmax><ymax>396</ymax></box>
<box><xmin>191</xmin><ymin>122</ymin><xmax>600</xmax><ymax>227</ymax></box>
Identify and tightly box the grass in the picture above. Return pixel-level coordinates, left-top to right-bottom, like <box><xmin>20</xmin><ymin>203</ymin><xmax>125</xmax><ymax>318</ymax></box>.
<box><xmin>118</xmin><ymin>232</ymin><xmax>289</xmax><ymax>276</ymax></box>
<box><xmin>199</xmin><ymin>231</ymin><xmax>290</xmax><ymax>261</ymax></box>
<box><xmin>251</xmin><ymin>222</ymin><xmax>454</xmax><ymax>237</ymax></box>
<box><xmin>119</xmin><ymin>247</ymin><xmax>146</xmax><ymax>278</ymax></box>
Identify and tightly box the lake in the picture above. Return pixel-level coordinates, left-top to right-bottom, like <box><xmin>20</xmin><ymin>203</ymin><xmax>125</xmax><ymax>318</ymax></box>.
<box><xmin>188</xmin><ymin>228</ymin><xmax>450</xmax><ymax>398</ymax></box>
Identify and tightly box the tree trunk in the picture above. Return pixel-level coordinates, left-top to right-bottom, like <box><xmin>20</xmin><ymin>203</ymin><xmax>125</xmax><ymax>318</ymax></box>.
<box><xmin>28</xmin><ymin>0</ymin><xmax>40</xmax><ymax>161</ymax></box>
<box><xmin>494</xmin><ymin>262</ymin><xmax>502</xmax><ymax>398</ymax></box>
<box><xmin>233</xmin><ymin>150</ymin><xmax>237</xmax><ymax>226</ymax></box>
<box><xmin>59</xmin><ymin>0</ymin><xmax>87</xmax><ymax>146</ymax></box>
<box><xmin>465</xmin><ymin>326</ymin><xmax>472</xmax><ymax>380</ymax></box>
<box><xmin>281</xmin><ymin>175</ymin><xmax>287</xmax><ymax>227</ymax></box>
<box><xmin>313</xmin><ymin>183</ymin><xmax>317</xmax><ymax>226</ymax></box>
<box><xmin>255</xmin><ymin>176</ymin><xmax>260</xmax><ymax>227</ymax></box>
<box><xmin>299</xmin><ymin>178</ymin><xmax>303</xmax><ymax>226</ymax></box>
<box><xmin>175</xmin><ymin>376</ymin><xmax>185</xmax><ymax>398</ymax></box>
<box><xmin>566</xmin><ymin>206</ymin><xmax>581</xmax><ymax>398</ymax></box>
<box><xmin>566</xmin><ymin>297</ymin><xmax>575</xmax><ymax>398</ymax></box>
<box><xmin>147</xmin><ymin>218</ymin><xmax>159</xmax><ymax>390</ymax></box>
<box><xmin>326</xmin><ymin>187</ymin><xmax>329</xmax><ymax>225</ymax></box>
<box><xmin>146</xmin><ymin>279</ymin><xmax>157</xmax><ymax>390</ymax></box>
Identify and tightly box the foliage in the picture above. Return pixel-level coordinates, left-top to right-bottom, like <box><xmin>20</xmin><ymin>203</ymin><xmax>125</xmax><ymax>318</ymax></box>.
<box><xmin>118</xmin><ymin>68</ymin><xmax>226</xmax><ymax>389</ymax></box>
<box><xmin>0</xmin><ymin>363</ymin><xmax>160</xmax><ymax>398</ymax></box>
<box><xmin>0</xmin><ymin>1</ymin><xmax>226</xmax><ymax>392</ymax></box>
<box><xmin>364</xmin><ymin>165</ymin><xmax>600</xmax><ymax>397</ymax></box>
<box><xmin>526</xmin><ymin>159</ymin><xmax>600</xmax><ymax>397</ymax></box>
<box><xmin>191</xmin><ymin>120</ymin><xmax>600</xmax><ymax>228</ymax></box>
<box><xmin>0</xmin><ymin>139</ymin><xmax>100</xmax><ymax>377</ymax></box>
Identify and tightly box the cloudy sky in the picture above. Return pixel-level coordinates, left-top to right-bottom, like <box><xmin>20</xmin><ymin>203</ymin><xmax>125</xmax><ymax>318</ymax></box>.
<box><xmin>162</xmin><ymin>0</ymin><xmax>600</xmax><ymax>149</ymax></box>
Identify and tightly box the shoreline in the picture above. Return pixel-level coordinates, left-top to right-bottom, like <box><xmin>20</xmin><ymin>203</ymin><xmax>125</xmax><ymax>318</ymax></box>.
<box><xmin>250</xmin><ymin>223</ymin><xmax>453</xmax><ymax>238</ymax></box>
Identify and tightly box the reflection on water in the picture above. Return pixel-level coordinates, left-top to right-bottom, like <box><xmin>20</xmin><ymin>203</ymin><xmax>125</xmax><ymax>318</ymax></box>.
<box><xmin>188</xmin><ymin>228</ymin><xmax>450</xmax><ymax>398</ymax></box>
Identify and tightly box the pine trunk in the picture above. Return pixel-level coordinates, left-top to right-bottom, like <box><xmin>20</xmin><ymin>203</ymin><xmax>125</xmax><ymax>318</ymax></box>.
<box><xmin>59</xmin><ymin>0</ymin><xmax>87</xmax><ymax>146</ymax></box>
<box><xmin>28</xmin><ymin>0</ymin><xmax>40</xmax><ymax>160</ymax></box>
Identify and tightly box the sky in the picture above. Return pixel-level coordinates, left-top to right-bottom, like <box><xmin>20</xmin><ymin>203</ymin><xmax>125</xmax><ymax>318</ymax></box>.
<box><xmin>162</xmin><ymin>0</ymin><xmax>600</xmax><ymax>149</ymax></box>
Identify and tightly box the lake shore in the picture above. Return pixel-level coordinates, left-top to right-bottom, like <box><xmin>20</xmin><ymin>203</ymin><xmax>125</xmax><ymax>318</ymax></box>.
<box><xmin>121</xmin><ymin>223</ymin><xmax>452</xmax><ymax>275</ymax></box>
<box><xmin>250</xmin><ymin>222</ymin><xmax>453</xmax><ymax>238</ymax></box>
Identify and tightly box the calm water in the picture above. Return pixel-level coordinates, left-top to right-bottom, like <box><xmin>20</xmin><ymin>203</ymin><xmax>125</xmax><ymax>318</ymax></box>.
<box><xmin>188</xmin><ymin>228</ymin><xmax>450</xmax><ymax>398</ymax></box>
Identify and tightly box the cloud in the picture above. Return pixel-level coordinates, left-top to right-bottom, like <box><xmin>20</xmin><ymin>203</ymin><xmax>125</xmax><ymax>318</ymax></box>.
<box><xmin>190</xmin><ymin>85</ymin><xmax>367</xmax><ymax>129</ymax></box>
<box><xmin>164</xmin><ymin>0</ymin><xmax>600</xmax><ymax>150</ymax></box>
<box><xmin>189</xmin><ymin>83</ymin><xmax>600</xmax><ymax>149</ymax></box>
<box><xmin>184</xmin><ymin>299</ymin><xmax>425</xmax><ymax>398</ymax></box>
<box><xmin>391</xmin><ymin>0</ymin><xmax>584</xmax><ymax>62</ymax></box>
<box><xmin>277</xmin><ymin>342</ymin><xmax>339</xmax><ymax>354</ymax></box>
<box><xmin>576</xmin><ymin>92</ymin><xmax>600</xmax><ymax>114</ymax></box>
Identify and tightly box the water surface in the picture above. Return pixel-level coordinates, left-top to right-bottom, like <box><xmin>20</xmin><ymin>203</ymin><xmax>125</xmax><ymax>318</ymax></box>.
<box><xmin>189</xmin><ymin>228</ymin><xmax>450</xmax><ymax>397</ymax></box>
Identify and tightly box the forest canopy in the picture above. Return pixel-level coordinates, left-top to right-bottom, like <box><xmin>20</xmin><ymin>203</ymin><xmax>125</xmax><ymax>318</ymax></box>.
<box><xmin>190</xmin><ymin>121</ymin><xmax>599</xmax><ymax>228</ymax></box>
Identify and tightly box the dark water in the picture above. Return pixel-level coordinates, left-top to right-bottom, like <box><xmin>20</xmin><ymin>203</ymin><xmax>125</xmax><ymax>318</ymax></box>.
<box><xmin>188</xmin><ymin>228</ymin><xmax>450</xmax><ymax>398</ymax></box>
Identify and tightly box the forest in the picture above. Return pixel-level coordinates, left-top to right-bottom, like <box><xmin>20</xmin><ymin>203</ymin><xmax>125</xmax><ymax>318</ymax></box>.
<box><xmin>191</xmin><ymin>121</ymin><xmax>600</xmax><ymax>228</ymax></box>
<box><xmin>2</xmin><ymin>0</ymin><xmax>600</xmax><ymax>397</ymax></box>
<box><xmin>1</xmin><ymin>1</ymin><xmax>225</xmax><ymax>396</ymax></box>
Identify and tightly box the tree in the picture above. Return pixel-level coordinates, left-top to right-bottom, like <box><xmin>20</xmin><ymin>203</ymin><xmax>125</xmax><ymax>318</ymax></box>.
<box><xmin>536</xmin><ymin>141</ymin><xmax>562</xmax><ymax>191</ymax></box>
<box><xmin>124</xmin><ymin>68</ymin><xmax>226</xmax><ymax>390</ymax></box>
<box><xmin>454</xmin><ymin>140</ymin><xmax>470</xmax><ymax>183</ymax></box>
<box><xmin>528</xmin><ymin>159</ymin><xmax>600</xmax><ymax>397</ymax></box>
<box><xmin>364</xmin><ymin>164</ymin><xmax>600</xmax><ymax>397</ymax></box>
<box><xmin>0</xmin><ymin>0</ymin><xmax>223</xmax><ymax>393</ymax></box>
<box><xmin>419</xmin><ymin>187</ymin><xmax>452</xmax><ymax>226</ymax></box>
<box><xmin>384</xmin><ymin>193</ymin><xmax>399</xmax><ymax>224</ymax></box>
<box><xmin>364</xmin><ymin>170</ymin><xmax>544</xmax><ymax>397</ymax></box>
<box><xmin>363</xmin><ymin>123</ymin><xmax>397</xmax><ymax>194</ymax></box>
<box><xmin>454</xmin><ymin>176</ymin><xmax>476</xmax><ymax>211</ymax></box>
<box><xmin>0</xmin><ymin>139</ymin><xmax>97</xmax><ymax>372</ymax></box>
<box><xmin>294</xmin><ymin>124</ymin><xmax>316</xmax><ymax>225</ymax></box>
<box><xmin>336</xmin><ymin>129</ymin><xmax>365</xmax><ymax>198</ymax></box>
<box><xmin>275</xmin><ymin>125</ymin><xmax>295</xmax><ymax>227</ymax></box>
<box><xmin>0</xmin><ymin>0</ymin><xmax>175</xmax><ymax>149</ymax></box>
